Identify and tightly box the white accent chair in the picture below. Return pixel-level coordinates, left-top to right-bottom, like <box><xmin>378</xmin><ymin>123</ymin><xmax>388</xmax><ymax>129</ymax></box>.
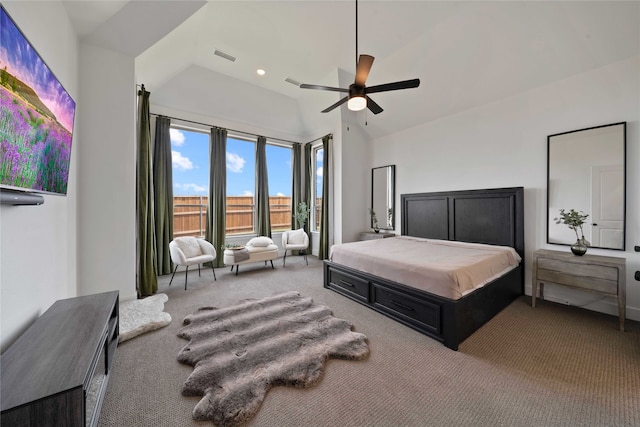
<box><xmin>169</xmin><ymin>237</ymin><xmax>217</xmax><ymax>290</ymax></box>
<box><xmin>282</xmin><ymin>229</ymin><xmax>309</xmax><ymax>266</ymax></box>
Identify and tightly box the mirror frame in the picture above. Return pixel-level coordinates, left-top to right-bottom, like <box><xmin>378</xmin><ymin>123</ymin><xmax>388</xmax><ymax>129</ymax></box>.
<box><xmin>546</xmin><ymin>122</ymin><xmax>626</xmax><ymax>250</ymax></box>
<box><xmin>371</xmin><ymin>165</ymin><xmax>396</xmax><ymax>230</ymax></box>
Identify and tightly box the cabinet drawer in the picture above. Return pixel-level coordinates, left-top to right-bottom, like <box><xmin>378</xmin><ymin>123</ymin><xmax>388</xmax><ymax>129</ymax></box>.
<box><xmin>327</xmin><ymin>267</ymin><xmax>369</xmax><ymax>302</ymax></box>
<box><xmin>536</xmin><ymin>256</ymin><xmax>619</xmax><ymax>295</ymax></box>
<box><xmin>373</xmin><ymin>285</ymin><xmax>441</xmax><ymax>334</ymax></box>
<box><xmin>537</xmin><ymin>258</ymin><xmax>618</xmax><ymax>281</ymax></box>
<box><xmin>537</xmin><ymin>268</ymin><xmax>618</xmax><ymax>295</ymax></box>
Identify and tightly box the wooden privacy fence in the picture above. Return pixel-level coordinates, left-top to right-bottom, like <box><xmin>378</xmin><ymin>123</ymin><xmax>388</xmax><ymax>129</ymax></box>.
<box><xmin>173</xmin><ymin>195</ymin><xmax>293</xmax><ymax>238</ymax></box>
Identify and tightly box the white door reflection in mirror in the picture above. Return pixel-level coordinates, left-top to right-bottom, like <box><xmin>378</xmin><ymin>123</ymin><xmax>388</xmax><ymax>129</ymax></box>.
<box><xmin>590</xmin><ymin>165</ymin><xmax>624</xmax><ymax>248</ymax></box>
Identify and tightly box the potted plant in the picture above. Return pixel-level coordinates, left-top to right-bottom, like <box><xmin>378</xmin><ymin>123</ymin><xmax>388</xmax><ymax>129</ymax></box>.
<box><xmin>554</xmin><ymin>208</ymin><xmax>590</xmax><ymax>255</ymax></box>
<box><xmin>293</xmin><ymin>202</ymin><xmax>310</xmax><ymax>229</ymax></box>
<box><xmin>368</xmin><ymin>208</ymin><xmax>380</xmax><ymax>233</ymax></box>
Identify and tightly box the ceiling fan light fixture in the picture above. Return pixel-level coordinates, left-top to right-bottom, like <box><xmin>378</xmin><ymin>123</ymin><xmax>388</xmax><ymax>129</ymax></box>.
<box><xmin>347</xmin><ymin>95</ymin><xmax>366</xmax><ymax>111</ymax></box>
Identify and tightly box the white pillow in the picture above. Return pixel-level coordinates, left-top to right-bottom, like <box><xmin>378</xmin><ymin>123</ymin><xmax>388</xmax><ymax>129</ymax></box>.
<box><xmin>288</xmin><ymin>229</ymin><xmax>307</xmax><ymax>245</ymax></box>
<box><xmin>246</xmin><ymin>236</ymin><xmax>273</xmax><ymax>247</ymax></box>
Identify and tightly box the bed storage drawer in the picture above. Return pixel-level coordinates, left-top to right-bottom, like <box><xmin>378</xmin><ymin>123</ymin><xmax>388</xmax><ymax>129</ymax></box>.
<box><xmin>326</xmin><ymin>266</ymin><xmax>370</xmax><ymax>302</ymax></box>
<box><xmin>373</xmin><ymin>285</ymin><xmax>441</xmax><ymax>334</ymax></box>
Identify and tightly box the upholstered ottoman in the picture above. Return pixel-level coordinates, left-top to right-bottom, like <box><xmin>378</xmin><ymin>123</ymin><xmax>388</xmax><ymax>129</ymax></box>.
<box><xmin>223</xmin><ymin>236</ymin><xmax>279</xmax><ymax>275</ymax></box>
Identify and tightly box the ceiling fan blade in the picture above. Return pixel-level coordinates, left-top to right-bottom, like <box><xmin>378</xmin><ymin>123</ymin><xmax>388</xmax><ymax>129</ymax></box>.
<box><xmin>354</xmin><ymin>54</ymin><xmax>374</xmax><ymax>86</ymax></box>
<box><xmin>367</xmin><ymin>78</ymin><xmax>420</xmax><ymax>94</ymax></box>
<box><xmin>300</xmin><ymin>84</ymin><xmax>348</xmax><ymax>93</ymax></box>
<box><xmin>321</xmin><ymin>96</ymin><xmax>349</xmax><ymax>113</ymax></box>
<box><xmin>366</xmin><ymin>96</ymin><xmax>383</xmax><ymax>114</ymax></box>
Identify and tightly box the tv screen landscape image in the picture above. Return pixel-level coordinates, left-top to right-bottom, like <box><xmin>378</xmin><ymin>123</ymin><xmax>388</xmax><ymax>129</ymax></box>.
<box><xmin>0</xmin><ymin>5</ymin><xmax>76</xmax><ymax>196</ymax></box>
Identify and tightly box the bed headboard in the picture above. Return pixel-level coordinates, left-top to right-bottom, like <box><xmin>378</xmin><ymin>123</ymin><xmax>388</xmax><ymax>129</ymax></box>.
<box><xmin>401</xmin><ymin>187</ymin><xmax>524</xmax><ymax>259</ymax></box>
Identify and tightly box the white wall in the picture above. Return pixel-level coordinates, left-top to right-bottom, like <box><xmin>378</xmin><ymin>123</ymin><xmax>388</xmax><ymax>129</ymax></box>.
<box><xmin>77</xmin><ymin>43</ymin><xmax>137</xmax><ymax>300</ymax></box>
<box><xmin>0</xmin><ymin>1</ymin><xmax>79</xmax><ymax>352</ymax></box>
<box><xmin>365</xmin><ymin>56</ymin><xmax>640</xmax><ymax>321</ymax></box>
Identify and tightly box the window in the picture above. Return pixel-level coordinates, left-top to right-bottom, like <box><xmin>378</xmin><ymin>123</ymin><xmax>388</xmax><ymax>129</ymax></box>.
<box><xmin>266</xmin><ymin>144</ymin><xmax>292</xmax><ymax>232</ymax></box>
<box><xmin>170</xmin><ymin>127</ymin><xmax>209</xmax><ymax>238</ymax></box>
<box><xmin>169</xmin><ymin>127</ymin><xmax>294</xmax><ymax>238</ymax></box>
<box><xmin>226</xmin><ymin>137</ymin><xmax>255</xmax><ymax>235</ymax></box>
<box><xmin>313</xmin><ymin>145</ymin><xmax>324</xmax><ymax>231</ymax></box>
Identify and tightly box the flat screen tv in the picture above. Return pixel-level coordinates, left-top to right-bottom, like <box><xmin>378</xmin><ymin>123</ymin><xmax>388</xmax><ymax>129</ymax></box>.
<box><xmin>0</xmin><ymin>5</ymin><xmax>76</xmax><ymax>196</ymax></box>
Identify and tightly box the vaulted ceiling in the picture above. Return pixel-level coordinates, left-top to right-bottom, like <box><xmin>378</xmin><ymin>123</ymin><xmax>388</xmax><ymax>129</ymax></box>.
<box><xmin>63</xmin><ymin>1</ymin><xmax>639</xmax><ymax>140</ymax></box>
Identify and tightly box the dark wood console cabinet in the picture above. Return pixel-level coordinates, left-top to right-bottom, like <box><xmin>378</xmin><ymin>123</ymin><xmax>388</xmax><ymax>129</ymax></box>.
<box><xmin>1</xmin><ymin>291</ymin><xmax>119</xmax><ymax>427</ymax></box>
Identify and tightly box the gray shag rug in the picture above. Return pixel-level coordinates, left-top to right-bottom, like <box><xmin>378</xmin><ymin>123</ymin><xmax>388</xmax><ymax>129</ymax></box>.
<box><xmin>119</xmin><ymin>293</ymin><xmax>171</xmax><ymax>343</ymax></box>
<box><xmin>177</xmin><ymin>291</ymin><xmax>370</xmax><ymax>426</ymax></box>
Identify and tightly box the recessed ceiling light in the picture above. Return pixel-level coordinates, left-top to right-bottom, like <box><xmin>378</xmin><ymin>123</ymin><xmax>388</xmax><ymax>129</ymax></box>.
<box><xmin>257</xmin><ymin>69</ymin><xmax>266</xmax><ymax>76</ymax></box>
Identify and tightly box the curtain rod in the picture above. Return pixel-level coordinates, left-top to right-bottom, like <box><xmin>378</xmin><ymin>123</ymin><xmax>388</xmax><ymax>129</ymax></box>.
<box><xmin>149</xmin><ymin>112</ymin><xmax>326</xmax><ymax>145</ymax></box>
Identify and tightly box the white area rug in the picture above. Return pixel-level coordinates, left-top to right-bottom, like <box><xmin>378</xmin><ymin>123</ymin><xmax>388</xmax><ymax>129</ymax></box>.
<box><xmin>119</xmin><ymin>293</ymin><xmax>171</xmax><ymax>343</ymax></box>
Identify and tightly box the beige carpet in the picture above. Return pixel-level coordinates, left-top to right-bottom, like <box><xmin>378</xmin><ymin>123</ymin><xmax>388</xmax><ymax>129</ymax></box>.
<box><xmin>99</xmin><ymin>257</ymin><xmax>640</xmax><ymax>427</ymax></box>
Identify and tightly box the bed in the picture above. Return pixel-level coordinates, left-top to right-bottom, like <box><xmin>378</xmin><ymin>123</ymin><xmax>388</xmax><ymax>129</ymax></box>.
<box><xmin>323</xmin><ymin>187</ymin><xmax>524</xmax><ymax>350</ymax></box>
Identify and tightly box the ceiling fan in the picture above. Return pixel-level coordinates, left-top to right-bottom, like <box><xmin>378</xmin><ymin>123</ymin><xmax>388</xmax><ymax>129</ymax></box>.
<box><xmin>300</xmin><ymin>0</ymin><xmax>420</xmax><ymax>114</ymax></box>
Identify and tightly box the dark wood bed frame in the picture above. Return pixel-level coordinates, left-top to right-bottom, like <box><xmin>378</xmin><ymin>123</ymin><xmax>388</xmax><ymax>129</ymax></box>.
<box><xmin>323</xmin><ymin>187</ymin><xmax>524</xmax><ymax>350</ymax></box>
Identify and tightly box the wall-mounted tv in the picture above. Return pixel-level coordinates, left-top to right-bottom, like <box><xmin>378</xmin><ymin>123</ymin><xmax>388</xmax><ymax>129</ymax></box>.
<box><xmin>0</xmin><ymin>5</ymin><xmax>76</xmax><ymax>196</ymax></box>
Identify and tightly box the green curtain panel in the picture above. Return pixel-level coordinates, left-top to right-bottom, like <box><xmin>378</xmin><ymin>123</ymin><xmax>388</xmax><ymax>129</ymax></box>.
<box><xmin>206</xmin><ymin>127</ymin><xmax>227</xmax><ymax>268</ymax></box>
<box><xmin>153</xmin><ymin>116</ymin><xmax>174</xmax><ymax>276</ymax></box>
<box><xmin>255</xmin><ymin>136</ymin><xmax>271</xmax><ymax>237</ymax></box>
<box><xmin>136</xmin><ymin>86</ymin><xmax>158</xmax><ymax>297</ymax></box>
<box><xmin>304</xmin><ymin>143</ymin><xmax>312</xmax><ymax>235</ymax></box>
<box><xmin>319</xmin><ymin>135</ymin><xmax>332</xmax><ymax>260</ymax></box>
<box><xmin>291</xmin><ymin>143</ymin><xmax>302</xmax><ymax>230</ymax></box>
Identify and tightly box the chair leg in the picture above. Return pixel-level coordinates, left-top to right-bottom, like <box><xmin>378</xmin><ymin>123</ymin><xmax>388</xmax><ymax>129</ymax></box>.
<box><xmin>283</xmin><ymin>250</ymin><xmax>287</xmax><ymax>266</ymax></box>
<box><xmin>235</xmin><ymin>265</ymin><xmax>239</xmax><ymax>276</ymax></box>
<box><xmin>270</xmin><ymin>260</ymin><xmax>274</xmax><ymax>269</ymax></box>
<box><xmin>184</xmin><ymin>266</ymin><xmax>189</xmax><ymax>290</ymax></box>
<box><xmin>304</xmin><ymin>253</ymin><xmax>308</xmax><ymax>265</ymax></box>
<box><xmin>212</xmin><ymin>265</ymin><xmax>217</xmax><ymax>281</ymax></box>
<box><xmin>169</xmin><ymin>265</ymin><xmax>178</xmax><ymax>286</ymax></box>
<box><xmin>198</xmin><ymin>264</ymin><xmax>201</xmax><ymax>277</ymax></box>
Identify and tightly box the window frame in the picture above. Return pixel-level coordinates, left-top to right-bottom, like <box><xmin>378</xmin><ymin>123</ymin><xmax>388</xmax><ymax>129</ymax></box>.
<box><xmin>169</xmin><ymin>125</ymin><xmax>210</xmax><ymax>239</ymax></box>
<box><xmin>264</xmin><ymin>141</ymin><xmax>293</xmax><ymax>233</ymax></box>
<box><xmin>312</xmin><ymin>143</ymin><xmax>324</xmax><ymax>232</ymax></box>
<box><xmin>225</xmin><ymin>134</ymin><xmax>257</xmax><ymax>236</ymax></box>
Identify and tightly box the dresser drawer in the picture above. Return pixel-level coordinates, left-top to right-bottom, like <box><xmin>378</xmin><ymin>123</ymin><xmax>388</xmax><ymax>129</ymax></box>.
<box><xmin>326</xmin><ymin>267</ymin><xmax>369</xmax><ymax>302</ymax></box>
<box><xmin>537</xmin><ymin>258</ymin><xmax>618</xmax><ymax>295</ymax></box>
<box><xmin>373</xmin><ymin>285</ymin><xmax>441</xmax><ymax>334</ymax></box>
<box><xmin>537</xmin><ymin>258</ymin><xmax>618</xmax><ymax>281</ymax></box>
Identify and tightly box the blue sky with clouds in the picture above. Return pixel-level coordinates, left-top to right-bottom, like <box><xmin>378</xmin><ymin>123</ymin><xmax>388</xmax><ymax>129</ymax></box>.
<box><xmin>170</xmin><ymin>128</ymin><xmax>292</xmax><ymax>197</ymax></box>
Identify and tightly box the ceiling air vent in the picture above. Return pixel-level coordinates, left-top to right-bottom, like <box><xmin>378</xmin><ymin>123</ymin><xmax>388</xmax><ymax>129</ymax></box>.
<box><xmin>213</xmin><ymin>49</ymin><xmax>236</xmax><ymax>62</ymax></box>
<box><xmin>284</xmin><ymin>77</ymin><xmax>301</xmax><ymax>87</ymax></box>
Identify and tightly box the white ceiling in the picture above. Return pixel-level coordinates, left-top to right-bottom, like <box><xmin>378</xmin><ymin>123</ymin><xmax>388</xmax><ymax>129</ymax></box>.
<box><xmin>63</xmin><ymin>0</ymin><xmax>640</xmax><ymax>139</ymax></box>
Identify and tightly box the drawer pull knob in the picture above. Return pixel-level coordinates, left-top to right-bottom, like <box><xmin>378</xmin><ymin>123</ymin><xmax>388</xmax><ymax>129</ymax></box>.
<box><xmin>339</xmin><ymin>280</ymin><xmax>354</xmax><ymax>288</ymax></box>
<box><xmin>390</xmin><ymin>300</ymin><xmax>414</xmax><ymax>311</ymax></box>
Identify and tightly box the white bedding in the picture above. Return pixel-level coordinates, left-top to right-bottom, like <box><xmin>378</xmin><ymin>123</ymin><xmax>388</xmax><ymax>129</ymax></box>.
<box><xmin>329</xmin><ymin>236</ymin><xmax>521</xmax><ymax>300</ymax></box>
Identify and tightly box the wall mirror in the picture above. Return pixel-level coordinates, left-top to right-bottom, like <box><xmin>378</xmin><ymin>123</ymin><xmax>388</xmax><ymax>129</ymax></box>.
<box><xmin>547</xmin><ymin>122</ymin><xmax>626</xmax><ymax>250</ymax></box>
<box><xmin>371</xmin><ymin>165</ymin><xmax>395</xmax><ymax>230</ymax></box>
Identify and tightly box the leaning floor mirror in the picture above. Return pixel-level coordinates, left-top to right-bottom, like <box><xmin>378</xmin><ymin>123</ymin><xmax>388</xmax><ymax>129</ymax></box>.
<box><xmin>547</xmin><ymin>122</ymin><xmax>626</xmax><ymax>250</ymax></box>
<box><xmin>371</xmin><ymin>165</ymin><xmax>395</xmax><ymax>230</ymax></box>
